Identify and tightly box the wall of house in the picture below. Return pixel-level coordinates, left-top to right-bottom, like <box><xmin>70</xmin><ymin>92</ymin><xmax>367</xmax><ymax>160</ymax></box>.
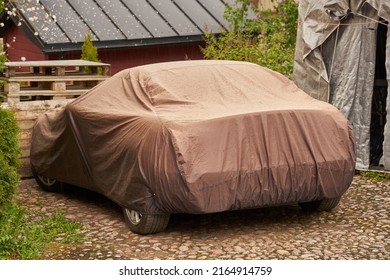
<box><xmin>3</xmin><ymin>24</ymin><xmax>204</xmax><ymax>74</ymax></box>
<box><xmin>3</xmin><ymin>24</ymin><xmax>47</xmax><ymax>62</ymax></box>
<box><xmin>49</xmin><ymin>43</ymin><xmax>205</xmax><ymax>74</ymax></box>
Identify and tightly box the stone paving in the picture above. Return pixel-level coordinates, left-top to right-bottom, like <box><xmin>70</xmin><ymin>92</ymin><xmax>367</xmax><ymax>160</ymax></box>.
<box><xmin>17</xmin><ymin>174</ymin><xmax>389</xmax><ymax>260</ymax></box>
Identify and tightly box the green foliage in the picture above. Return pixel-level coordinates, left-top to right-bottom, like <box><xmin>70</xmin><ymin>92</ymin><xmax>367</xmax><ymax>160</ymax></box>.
<box><xmin>0</xmin><ymin>108</ymin><xmax>21</xmax><ymax>210</ymax></box>
<box><xmin>0</xmin><ymin>2</ymin><xmax>83</xmax><ymax>260</ymax></box>
<box><xmin>0</xmin><ymin>52</ymin><xmax>6</xmax><ymax>73</ymax></box>
<box><xmin>0</xmin><ymin>108</ymin><xmax>21</xmax><ymax>168</ymax></box>
<box><xmin>0</xmin><ymin>33</ymin><xmax>6</xmax><ymax>74</ymax></box>
<box><xmin>0</xmin><ymin>155</ymin><xmax>19</xmax><ymax>211</ymax></box>
<box><xmin>359</xmin><ymin>171</ymin><xmax>390</xmax><ymax>182</ymax></box>
<box><xmin>202</xmin><ymin>0</ymin><xmax>298</xmax><ymax>78</ymax></box>
<box><xmin>81</xmin><ymin>33</ymin><xmax>101</xmax><ymax>74</ymax></box>
<box><xmin>0</xmin><ymin>12</ymin><xmax>7</xmax><ymax>99</ymax></box>
<box><xmin>224</xmin><ymin>0</ymin><xmax>255</xmax><ymax>33</ymax></box>
<box><xmin>81</xmin><ymin>33</ymin><xmax>99</xmax><ymax>62</ymax></box>
<box><xmin>0</xmin><ymin>203</ymin><xmax>83</xmax><ymax>259</ymax></box>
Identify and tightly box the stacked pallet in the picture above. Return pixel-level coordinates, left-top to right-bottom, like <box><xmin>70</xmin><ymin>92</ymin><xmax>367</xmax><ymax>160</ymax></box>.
<box><xmin>0</xmin><ymin>60</ymin><xmax>111</xmax><ymax>178</ymax></box>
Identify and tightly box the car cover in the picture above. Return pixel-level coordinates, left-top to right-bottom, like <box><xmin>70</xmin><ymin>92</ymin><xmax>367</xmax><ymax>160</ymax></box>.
<box><xmin>30</xmin><ymin>60</ymin><xmax>356</xmax><ymax>214</ymax></box>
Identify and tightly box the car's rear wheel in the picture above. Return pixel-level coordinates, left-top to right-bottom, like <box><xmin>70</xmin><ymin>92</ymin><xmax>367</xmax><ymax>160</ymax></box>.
<box><xmin>299</xmin><ymin>196</ymin><xmax>341</xmax><ymax>212</ymax></box>
<box><xmin>31</xmin><ymin>165</ymin><xmax>63</xmax><ymax>192</ymax></box>
<box><xmin>122</xmin><ymin>208</ymin><xmax>170</xmax><ymax>235</ymax></box>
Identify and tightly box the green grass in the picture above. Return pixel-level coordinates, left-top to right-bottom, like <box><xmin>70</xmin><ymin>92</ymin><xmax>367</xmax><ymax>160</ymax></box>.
<box><xmin>359</xmin><ymin>170</ymin><xmax>390</xmax><ymax>182</ymax></box>
<box><xmin>0</xmin><ymin>201</ymin><xmax>83</xmax><ymax>259</ymax></box>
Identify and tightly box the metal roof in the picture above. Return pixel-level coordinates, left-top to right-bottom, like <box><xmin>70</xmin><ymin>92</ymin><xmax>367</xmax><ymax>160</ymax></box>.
<box><xmin>6</xmin><ymin>0</ymin><xmax>234</xmax><ymax>53</ymax></box>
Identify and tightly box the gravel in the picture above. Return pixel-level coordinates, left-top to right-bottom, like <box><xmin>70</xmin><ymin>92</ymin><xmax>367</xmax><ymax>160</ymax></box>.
<box><xmin>17</xmin><ymin>174</ymin><xmax>390</xmax><ymax>260</ymax></box>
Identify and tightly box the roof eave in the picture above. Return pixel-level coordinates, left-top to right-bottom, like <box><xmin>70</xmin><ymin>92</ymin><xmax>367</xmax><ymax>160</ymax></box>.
<box><xmin>42</xmin><ymin>35</ymin><xmax>209</xmax><ymax>53</ymax></box>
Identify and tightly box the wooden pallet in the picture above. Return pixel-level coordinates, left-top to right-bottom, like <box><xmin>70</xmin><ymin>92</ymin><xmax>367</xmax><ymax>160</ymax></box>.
<box><xmin>0</xmin><ymin>60</ymin><xmax>111</xmax><ymax>178</ymax></box>
<box><xmin>1</xmin><ymin>60</ymin><xmax>111</xmax><ymax>104</ymax></box>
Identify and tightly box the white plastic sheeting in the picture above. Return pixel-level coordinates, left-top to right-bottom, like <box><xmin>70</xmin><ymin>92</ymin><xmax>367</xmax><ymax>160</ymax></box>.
<box><xmin>293</xmin><ymin>0</ymin><xmax>390</xmax><ymax>170</ymax></box>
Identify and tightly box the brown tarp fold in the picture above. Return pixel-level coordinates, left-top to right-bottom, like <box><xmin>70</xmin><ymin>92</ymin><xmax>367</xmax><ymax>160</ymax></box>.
<box><xmin>31</xmin><ymin>60</ymin><xmax>355</xmax><ymax>214</ymax></box>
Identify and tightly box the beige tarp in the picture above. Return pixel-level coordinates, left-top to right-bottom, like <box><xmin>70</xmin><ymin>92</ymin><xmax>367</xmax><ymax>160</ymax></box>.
<box><xmin>30</xmin><ymin>60</ymin><xmax>355</xmax><ymax>214</ymax></box>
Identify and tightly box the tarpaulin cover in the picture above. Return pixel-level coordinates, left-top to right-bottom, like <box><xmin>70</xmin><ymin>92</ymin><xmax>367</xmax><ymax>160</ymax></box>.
<box><xmin>293</xmin><ymin>0</ymin><xmax>390</xmax><ymax>170</ymax></box>
<box><xmin>30</xmin><ymin>60</ymin><xmax>355</xmax><ymax>214</ymax></box>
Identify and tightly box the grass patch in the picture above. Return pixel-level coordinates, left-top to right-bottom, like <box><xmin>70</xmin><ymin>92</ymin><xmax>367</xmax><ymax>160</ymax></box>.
<box><xmin>359</xmin><ymin>171</ymin><xmax>390</xmax><ymax>182</ymax></box>
<box><xmin>0</xmin><ymin>201</ymin><xmax>83</xmax><ymax>259</ymax></box>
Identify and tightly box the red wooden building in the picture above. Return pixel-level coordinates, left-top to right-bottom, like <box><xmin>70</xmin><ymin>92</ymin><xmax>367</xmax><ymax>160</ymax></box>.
<box><xmin>1</xmin><ymin>0</ymin><xmax>233</xmax><ymax>74</ymax></box>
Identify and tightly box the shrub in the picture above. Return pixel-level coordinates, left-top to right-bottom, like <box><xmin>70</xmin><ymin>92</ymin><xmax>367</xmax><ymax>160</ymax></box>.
<box><xmin>0</xmin><ymin>49</ymin><xmax>6</xmax><ymax>73</ymax></box>
<box><xmin>81</xmin><ymin>33</ymin><xmax>101</xmax><ymax>74</ymax></box>
<box><xmin>202</xmin><ymin>0</ymin><xmax>298</xmax><ymax>78</ymax></box>
<box><xmin>0</xmin><ymin>107</ymin><xmax>21</xmax><ymax>211</ymax></box>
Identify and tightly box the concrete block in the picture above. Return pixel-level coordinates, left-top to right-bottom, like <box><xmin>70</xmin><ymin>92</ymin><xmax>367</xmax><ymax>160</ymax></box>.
<box><xmin>5</xmin><ymin>83</ymin><xmax>20</xmax><ymax>93</ymax></box>
<box><xmin>51</xmin><ymin>82</ymin><xmax>66</xmax><ymax>91</ymax></box>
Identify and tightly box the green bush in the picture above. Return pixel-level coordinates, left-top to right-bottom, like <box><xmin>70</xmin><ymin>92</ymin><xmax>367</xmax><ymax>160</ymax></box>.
<box><xmin>0</xmin><ymin>109</ymin><xmax>82</xmax><ymax>260</ymax></box>
<box><xmin>81</xmin><ymin>33</ymin><xmax>101</xmax><ymax>74</ymax></box>
<box><xmin>0</xmin><ymin>3</ymin><xmax>83</xmax><ymax>260</ymax></box>
<box><xmin>202</xmin><ymin>0</ymin><xmax>298</xmax><ymax>78</ymax></box>
<box><xmin>0</xmin><ymin>107</ymin><xmax>21</xmax><ymax>211</ymax></box>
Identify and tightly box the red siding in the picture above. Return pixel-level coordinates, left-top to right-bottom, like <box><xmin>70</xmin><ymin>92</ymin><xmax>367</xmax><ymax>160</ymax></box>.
<box><xmin>52</xmin><ymin>43</ymin><xmax>205</xmax><ymax>74</ymax></box>
<box><xmin>3</xmin><ymin>24</ymin><xmax>47</xmax><ymax>62</ymax></box>
<box><xmin>101</xmin><ymin>43</ymin><xmax>205</xmax><ymax>74</ymax></box>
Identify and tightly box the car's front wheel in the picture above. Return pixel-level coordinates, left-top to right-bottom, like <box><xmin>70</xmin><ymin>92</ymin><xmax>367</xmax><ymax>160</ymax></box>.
<box><xmin>299</xmin><ymin>196</ymin><xmax>341</xmax><ymax>212</ymax></box>
<box><xmin>122</xmin><ymin>208</ymin><xmax>170</xmax><ymax>234</ymax></box>
<box><xmin>31</xmin><ymin>165</ymin><xmax>63</xmax><ymax>192</ymax></box>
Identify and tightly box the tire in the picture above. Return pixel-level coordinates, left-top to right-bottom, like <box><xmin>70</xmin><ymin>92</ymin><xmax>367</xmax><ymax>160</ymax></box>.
<box><xmin>31</xmin><ymin>165</ymin><xmax>63</xmax><ymax>192</ymax></box>
<box><xmin>299</xmin><ymin>196</ymin><xmax>341</xmax><ymax>212</ymax></box>
<box><xmin>122</xmin><ymin>208</ymin><xmax>170</xmax><ymax>235</ymax></box>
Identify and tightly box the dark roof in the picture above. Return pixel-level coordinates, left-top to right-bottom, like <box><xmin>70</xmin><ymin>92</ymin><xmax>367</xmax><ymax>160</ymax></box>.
<box><xmin>5</xmin><ymin>0</ymin><xmax>233</xmax><ymax>53</ymax></box>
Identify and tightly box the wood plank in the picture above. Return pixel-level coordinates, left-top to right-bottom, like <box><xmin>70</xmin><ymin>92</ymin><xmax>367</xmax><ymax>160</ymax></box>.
<box><xmin>16</xmin><ymin>119</ymin><xmax>37</xmax><ymax>130</ymax></box>
<box><xmin>1</xmin><ymin>75</ymin><xmax>110</xmax><ymax>83</ymax></box>
<box><xmin>8</xmin><ymin>89</ymin><xmax>87</xmax><ymax>96</ymax></box>
<box><xmin>4</xmin><ymin>60</ymin><xmax>110</xmax><ymax>68</ymax></box>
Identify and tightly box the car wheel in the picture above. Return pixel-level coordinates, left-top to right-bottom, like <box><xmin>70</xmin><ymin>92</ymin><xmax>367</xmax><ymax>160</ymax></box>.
<box><xmin>122</xmin><ymin>208</ymin><xmax>170</xmax><ymax>235</ymax></box>
<box><xmin>31</xmin><ymin>165</ymin><xmax>63</xmax><ymax>192</ymax></box>
<box><xmin>299</xmin><ymin>196</ymin><xmax>341</xmax><ymax>212</ymax></box>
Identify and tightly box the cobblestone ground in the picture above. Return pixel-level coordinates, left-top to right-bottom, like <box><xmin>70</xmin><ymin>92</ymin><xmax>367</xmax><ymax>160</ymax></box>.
<box><xmin>17</xmin><ymin>174</ymin><xmax>389</xmax><ymax>260</ymax></box>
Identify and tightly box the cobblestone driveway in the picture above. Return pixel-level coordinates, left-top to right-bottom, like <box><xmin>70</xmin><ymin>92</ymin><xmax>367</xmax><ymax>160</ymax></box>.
<box><xmin>17</xmin><ymin>174</ymin><xmax>389</xmax><ymax>260</ymax></box>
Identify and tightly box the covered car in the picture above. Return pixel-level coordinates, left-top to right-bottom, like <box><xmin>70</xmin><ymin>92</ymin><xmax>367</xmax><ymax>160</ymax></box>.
<box><xmin>30</xmin><ymin>60</ymin><xmax>356</xmax><ymax>234</ymax></box>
